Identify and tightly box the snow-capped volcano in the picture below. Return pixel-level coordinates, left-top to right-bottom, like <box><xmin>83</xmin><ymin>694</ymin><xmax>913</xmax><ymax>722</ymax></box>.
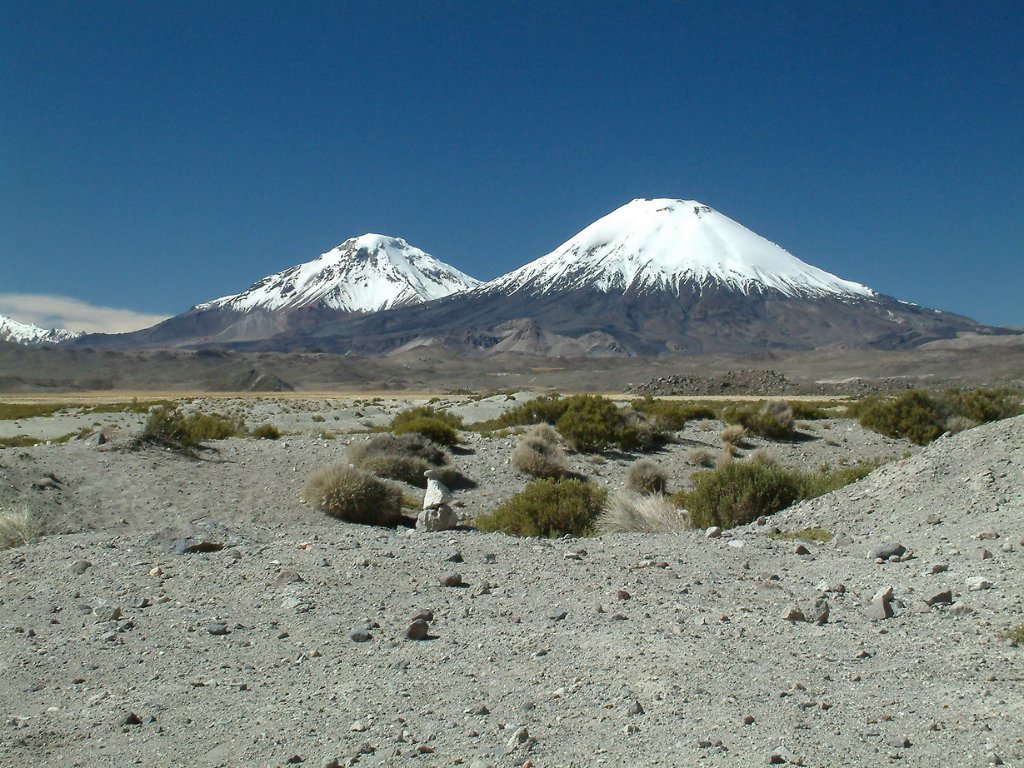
<box><xmin>485</xmin><ymin>198</ymin><xmax>874</xmax><ymax>299</ymax></box>
<box><xmin>197</xmin><ymin>234</ymin><xmax>480</xmax><ymax>313</ymax></box>
<box><xmin>0</xmin><ymin>314</ymin><xmax>81</xmax><ymax>345</ymax></box>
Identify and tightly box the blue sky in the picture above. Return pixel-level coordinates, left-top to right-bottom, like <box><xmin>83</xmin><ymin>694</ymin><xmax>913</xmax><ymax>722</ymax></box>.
<box><xmin>2</xmin><ymin>1</ymin><xmax>1021</xmax><ymax>332</ymax></box>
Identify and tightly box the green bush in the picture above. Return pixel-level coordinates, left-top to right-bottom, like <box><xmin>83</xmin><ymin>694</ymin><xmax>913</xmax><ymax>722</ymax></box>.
<box><xmin>625</xmin><ymin>458</ymin><xmax>668</xmax><ymax>494</ymax></box>
<box><xmin>847</xmin><ymin>391</ymin><xmax>944</xmax><ymax>445</ymax></box>
<box><xmin>722</xmin><ymin>401</ymin><xmax>795</xmax><ymax>440</ymax></box>
<box><xmin>616</xmin><ymin>409</ymin><xmax>668</xmax><ymax>451</ymax></box>
<box><xmin>679</xmin><ymin>455</ymin><xmax>883</xmax><ymax>529</ymax></box>
<box><xmin>142</xmin><ymin>405</ymin><xmax>243</xmax><ymax>451</ymax></box>
<box><xmin>349</xmin><ymin>433</ymin><xmax>462</xmax><ymax>488</ymax></box>
<box><xmin>629</xmin><ymin>398</ymin><xmax>717</xmax><ymax>430</ymax></box>
<box><xmin>475</xmin><ymin>478</ymin><xmax>607</xmax><ymax>537</ymax></box>
<box><xmin>468</xmin><ymin>394</ymin><xmax>571</xmax><ymax>431</ymax></box>
<box><xmin>789</xmin><ymin>401</ymin><xmax>832</xmax><ymax>420</ymax></box>
<box><xmin>683</xmin><ymin>459</ymin><xmax>803</xmax><ymax>529</ymax></box>
<box><xmin>943</xmin><ymin>387</ymin><xmax>1023</xmax><ymax>424</ymax></box>
<box><xmin>301</xmin><ymin>464</ymin><xmax>404</xmax><ymax>526</ymax></box>
<box><xmin>252</xmin><ymin>423</ymin><xmax>282</xmax><ymax>439</ymax></box>
<box><xmin>556</xmin><ymin>395</ymin><xmax>622</xmax><ymax>453</ymax></box>
<box><xmin>391</xmin><ymin>406</ymin><xmax>462</xmax><ymax>446</ymax></box>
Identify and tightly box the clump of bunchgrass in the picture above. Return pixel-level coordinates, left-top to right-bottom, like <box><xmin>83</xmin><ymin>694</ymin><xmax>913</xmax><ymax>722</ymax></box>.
<box><xmin>625</xmin><ymin>458</ymin><xmax>669</xmax><ymax>495</ymax></box>
<box><xmin>252</xmin><ymin>423</ymin><xmax>282</xmax><ymax>439</ymax></box>
<box><xmin>391</xmin><ymin>406</ymin><xmax>463</xmax><ymax>447</ymax></box>
<box><xmin>0</xmin><ymin>506</ymin><xmax>35</xmax><ymax>550</ymax></box>
<box><xmin>301</xmin><ymin>464</ymin><xmax>405</xmax><ymax>527</ymax></box>
<box><xmin>596</xmin><ymin>492</ymin><xmax>690</xmax><ymax>534</ymax></box>
<box><xmin>512</xmin><ymin>425</ymin><xmax>570</xmax><ymax>479</ymax></box>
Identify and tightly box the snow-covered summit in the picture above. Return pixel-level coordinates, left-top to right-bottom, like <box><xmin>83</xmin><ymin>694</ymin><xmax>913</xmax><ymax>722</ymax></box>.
<box><xmin>483</xmin><ymin>198</ymin><xmax>875</xmax><ymax>299</ymax></box>
<box><xmin>196</xmin><ymin>234</ymin><xmax>480</xmax><ymax>313</ymax></box>
<box><xmin>0</xmin><ymin>314</ymin><xmax>81</xmax><ymax>345</ymax></box>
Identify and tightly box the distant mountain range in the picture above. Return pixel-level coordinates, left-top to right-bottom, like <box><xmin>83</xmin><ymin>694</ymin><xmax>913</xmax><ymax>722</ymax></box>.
<box><xmin>0</xmin><ymin>314</ymin><xmax>80</xmax><ymax>346</ymax></box>
<box><xmin>19</xmin><ymin>198</ymin><xmax>1017</xmax><ymax>356</ymax></box>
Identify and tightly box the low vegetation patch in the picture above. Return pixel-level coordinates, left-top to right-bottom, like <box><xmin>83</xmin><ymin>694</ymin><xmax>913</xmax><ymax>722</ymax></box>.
<box><xmin>475</xmin><ymin>478</ymin><xmax>607</xmax><ymax>538</ymax></box>
<box><xmin>301</xmin><ymin>464</ymin><xmax>404</xmax><ymax>526</ymax></box>
<box><xmin>141</xmin><ymin>405</ymin><xmax>244</xmax><ymax>452</ymax></box>
<box><xmin>0</xmin><ymin>403</ymin><xmax>67</xmax><ymax>420</ymax></box>
<box><xmin>629</xmin><ymin>397</ymin><xmax>718</xmax><ymax>430</ymax></box>
<box><xmin>999</xmin><ymin>624</ymin><xmax>1024</xmax><ymax>647</ymax></box>
<box><xmin>252</xmin><ymin>423</ymin><xmax>282</xmax><ymax>439</ymax></box>
<box><xmin>0</xmin><ymin>506</ymin><xmax>35</xmax><ymax>550</ymax></box>
<box><xmin>788</xmin><ymin>401</ymin><xmax>833</xmax><ymax>420</ymax></box>
<box><xmin>768</xmin><ymin>527</ymin><xmax>834</xmax><ymax>543</ymax></box>
<box><xmin>722</xmin><ymin>400</ymin><xmax>795</xmax><ymax>440</ymax></box>
<box><xmin>847</xmin><ymin>387</ymin><xmax>1023</xmax><ymax>445</ymax></box>
<box><xmin>391</xmin><ymin>406</ymin><xmax>463</xmax><ymax>447</ymax></box>
<box><xmin>676</xmin><ymin>455</ymin><xmax>884</xmax><ymax>529</ymax></box>
<box><xmin>597</xmin><ymin>492</ymin><xmax>690</xmax><ymax>534</ymax></box>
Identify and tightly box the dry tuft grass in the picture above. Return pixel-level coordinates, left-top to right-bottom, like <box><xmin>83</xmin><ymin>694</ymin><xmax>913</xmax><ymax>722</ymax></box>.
<box><xmin>720</xmin><ymin>424</ymin><xmax>747</xmax><ymax>450</ymax></box>
<box><xmin>625</xmin><ymin>458</ymin><xmax>668</xmax><ymax>495</ymax></box>
<box><xmin>688</xmin><ymin>447</ymin><xmax>716</xmax><ymax>468</ymax></box>
<box><xmin>511</xmin><ymin>425</ymin><xmax>570</xmax><ymax>478</ymax></box>
<box><xmin>301</xmin><ymin>465</ymin><xmax>404</xmax><ymax>527</ymax></box>
<box><xmin>0</xmin><ymin>506</ymin><xmax>35</xmax><ymax>550</ymax></box>
<box><xmin>597</xmin><ymin>492</ymin><xmax>690</xmax><ymax>534</ymax></box>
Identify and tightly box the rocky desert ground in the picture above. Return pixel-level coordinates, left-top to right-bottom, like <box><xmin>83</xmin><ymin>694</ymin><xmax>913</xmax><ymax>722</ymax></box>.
<box><xmin>0</xmin><ymin>390</ymin><xmax>1021</xmax><ymax>767</ymax></box>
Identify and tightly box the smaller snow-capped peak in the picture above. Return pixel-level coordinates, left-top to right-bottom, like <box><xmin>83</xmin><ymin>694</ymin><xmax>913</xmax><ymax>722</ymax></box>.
<box><xmin>197</xmin><ymin>234</ymin><xmax>481</xmax><ymax>313</ymax></box>
<box><xmin>0</xmin><ymin>314</ymin><xmax>81</xmax><ymax>345</ymax></box>
<box><xmin>484</xmin><ymin>198</ymin><xmax>875</xmax><ymax>299</ymax></box>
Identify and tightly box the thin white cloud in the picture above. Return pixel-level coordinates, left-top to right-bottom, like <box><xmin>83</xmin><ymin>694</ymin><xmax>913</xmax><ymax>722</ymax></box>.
<box><xmin>0</xmin><ymin>293</ymin><xmax>170</xmax><ymax>334</ymax></box>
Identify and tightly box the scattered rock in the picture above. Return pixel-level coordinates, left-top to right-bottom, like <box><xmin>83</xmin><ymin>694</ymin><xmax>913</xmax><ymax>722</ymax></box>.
<box><xmin>866</xmin><ymin>587</ymin><xmax>894</xmax><ymax>620</ymax></box>
<box><xmin>967</xmin><ymin>576</ymin><xmax>993</xmax><ymax>591</ymax></box>
<box><xmin>439</xmin><ymin>572</ymin><xmax>464</xmax><ymax>587</ymax></box>
<box><xmin>206</xmin><ymin>622</ymin><xmax>229</xmax><ymax>636</ymax></box>
<box><xmin>924</xmin><ymin>589</ymin><xmax>954</xmax><ymax>607</ymax></box>
<box><xmin>705</xmin><ymin>526</ymin><xmax>722</xmax><ymax>539</ymax></box>
<box><xmin>416</xmin><ymin>505</ymin><xmax>458</xmax><ymax>533</ymax></box>
<box><xmin>406</xmin><ymin>619</ymin><xmax>430</xmax><ymax>641</ymax></box>
<box><xmin>69</xmin><ymin>560</ymin><xmax>92</xmax><ymax>575</ymax></box>
<box><xmin>869</xmin><ymin>542</ymin><xmax>906</xmax><ymax>561</ymax></box>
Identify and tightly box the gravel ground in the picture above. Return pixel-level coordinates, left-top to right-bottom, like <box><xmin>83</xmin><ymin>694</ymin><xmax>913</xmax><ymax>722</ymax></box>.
<box><xmin>0</xmin><ymin>397</ymin><xmax>1021</xmax><ymax>767</ymax></box>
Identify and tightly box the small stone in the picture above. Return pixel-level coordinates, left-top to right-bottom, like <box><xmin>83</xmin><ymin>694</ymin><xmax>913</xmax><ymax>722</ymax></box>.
<box><xmin>887</xmin><ymin>735</ymin><xmax>912</xmax><ymax>748</ymax></box>
<box><xmin>743</xmin><ymin>714</ymin><xmax>756</xmax><ymax>725</ymax></box>
<box><xmin>286</xmin><ymin>756</ymin><xmax>303</xmax><ymax>765</ymax></box>
<box><xmin>117</xmin><ymin>711</ymin><xmax>143</xmax><ymax>726</ymax></box>
<box><xmin>206</xmin><ymin>622</ymin><xmax>229</xmax><ymax>636</ymax></box>
<box><xmin>439</xmin><ymin>572</ymin><xmax>464</xmax><ymax>587</ymax></box>
<box><xmin>811</xmin><ymin>598</ymin><xmax>830</xmax><ymax>625</ymax></box>
<box><xmin>416</xmin><ymin>505</ymin><xmax>458</xmax><ymax>533</ymax></box>
<box><xmin>966</xmin><ymin>576</ymin><xmax>992</xmax><ymax>591</ymax></box>
<box><xmin>794</xmin><ymin>543</ymin><xmax>811</xmax><ymax>556</ymax></box>
<box><xmin>975</xmin><ymin>530</ymin><xmax>1000</xmax><ymax>540</ymax></box>
<box><xmin>869</xmin><ymin>542</ymin><xmax>906</xmax><ymax>561</ymax></box>
<box><xmin>411</xmin><ymin>609</ymin><xmax>434</xmax><ymax>622</ymax></box>
<box><xmin>783</xmin><ymin>605</ymin><xmax>806</xmax><ymax>623</ymax></box>
<box><xmin>148</xmin><ymin>566</ymin><xmax>163</xmax><ymax>577</ymax></box>
<box><xmin>616</xmin><ymin>590</ymin><xmax>631</xmax><ymax>600</ymax></box>
<box><xmin>405</xmin><ymin>619</ymin><xmax>430</xmax><ymax>641</ymax></box>
<box><xmin>443</xmin><ymin>549</ymin><xmax>464</xmax><ymax>563</ymax></box>
<box><xmin>626</xmin><ymin>699</ymin><xmax>644</xmax><ymax>715</ymax></box>
<box><xmin>705</xmin><ymin>526</ymin><xmax>722</xmax><ymax>539</ymax></box>
<box><xmin>349</xmin><ymin>629</ymin><xmax>372</xmax><ymax>643</ymax></box>
<box><xmin>505</xmin><ymin>726</ymin><xmax>529</xmax><ymax>749</ymax></box>
<box><xmin>350</xmin><ymin>720</ymin><xmax>368</xmax><ymax>732</ymax></box>
<box><xmin>979</xmin><ymin>548</ymin><xmax>993</xmax><ymax>560</ymax></box>
<box><xmin>866</xmin><ymin>587</ymin><xmax>894</xmax><ymax>620</ymax></box>
<box><xmin>69</xmin><ymin>560</ymin><xmax>92</xmax><ymax>575</ymax></box>
<box><xmin>548</xmin><ymin>607</ymin><xmax>568</xmax><ymax>621</ymax></box>
<box><xmin>924</xmin><ymin>590</ymin><xmax>953</xmax><ymax>607</ymax></box>
<box><xmin>930</xmin><ymin>563</ymin><xmax>948</xmax><ymax>574</ymax></box>
<box><xmin>272</xmin><ymin>570</ymin><xmax>304</xmax><ymax>587</ymax></box>
<box><xmin>93</xmin><ymin>605</ymin><xmax>122</xmax><ymax>623</ymax></box>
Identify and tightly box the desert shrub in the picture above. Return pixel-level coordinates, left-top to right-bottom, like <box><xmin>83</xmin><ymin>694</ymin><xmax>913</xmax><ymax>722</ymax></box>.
<box><xmin>797</xmin><ymin>460</ymin><xmax>880</xmax><ymax>498</ymax></box>
<box><xmin>391</xmin><ymin>406</ymin><xmax>462</xmax><ymax>447</ymax></box>
<box><xmin>999</xmin><ymin>624</ymin><xmax>1024</xmax><ymax>646</ymax></box>
<box><xmin>475</xmin><ymin>478</ymin><xmax>607</xmax><ymax>537</ymax></box>
<box><xmin>301</xmin><ymin>464</ymin><xmax>404</xmax><ymax>526</ymax></box>
<box><xmin>512</xmin><ymin>431</ymin><xmax>570</xmax><ymax>478</ymax></box>
<box><xmin>556</xmin><ymin>395</ymin><xmax>621</xmax><ymax>453</ymax></box>
<box><xmin>142</xmin><ymin>405</ymin><xmax>243</xmax><ymax>451</ymax></box>
<box><xmin>469</xmin><ymin>394</ymin><xmax>571</xmax><ymax>431</ymax></box>
<box><xmin>788</xmin><ymin>401</ymin><xmax>831</xmax><ymax>420</ymax></box>
<box><xmin>252</xmin><ymin>423</ymin><xmax>281</xmax><ymax>440</ymax></box>
<box><xmin>943</xmin><ymin>387</ymin><xmax>1023</xmax><ymax>424</ymax></box>
<box><xmin>616</xmin><ymin>409</ymin><xmax>668</xmax><ymax>451</ymax></box>
<box><xmin>629</xmin><ymin>398</ymin><xmax>716</xmax><ymax>430</ymax></box>
<box><xmin>722</xmin><ymin>401</ymin><xmax>795</xmax><ymax>440</ymax></box>
<box><xmin>597</xmin><ymin>492</ymin><xmax>690</xmax><ymax>534</ymax></box>
<box><xmin>719</xmin><ymin>424</ymin><xmax>747</xmax><ymax>450</ymax></box>
<box><xmin>682</xmin><ymin>460</ymin><xmax>803</xmax><ymax>529</ymax></box>
<box><xmin>0</xmin><ymin>506</ymin><xmax>35</xmax><ymax>550</ymax></box>
<box><xmin>688</xmin><ymin>447</ymin><xmax>716</xmax><ymax>467</ymax></box>
<box><xmin>847</xmin><ymin>391</ymin><xmax>944</xmax><ymax>445</ymax></box>
<box><xmin>348</xmin><ymin>433</ymin><xmax>455</xmax><ymax>487</ymax></box>
<box><xmin>625</xmin><ymin>458</ymin><xmax>669</xmax><ymax>494</ymax></box>
<box><xmin>769</xmin><ymin>527</ymin><xmax>833</xmax><ymax>543</ymax></box>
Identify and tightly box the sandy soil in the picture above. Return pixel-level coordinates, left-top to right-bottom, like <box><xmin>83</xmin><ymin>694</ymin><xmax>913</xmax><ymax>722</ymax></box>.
<box><xmin>0</xmin><ymin>395</ymin><xmax>1021</xmax><ymax>767</ymax></box>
